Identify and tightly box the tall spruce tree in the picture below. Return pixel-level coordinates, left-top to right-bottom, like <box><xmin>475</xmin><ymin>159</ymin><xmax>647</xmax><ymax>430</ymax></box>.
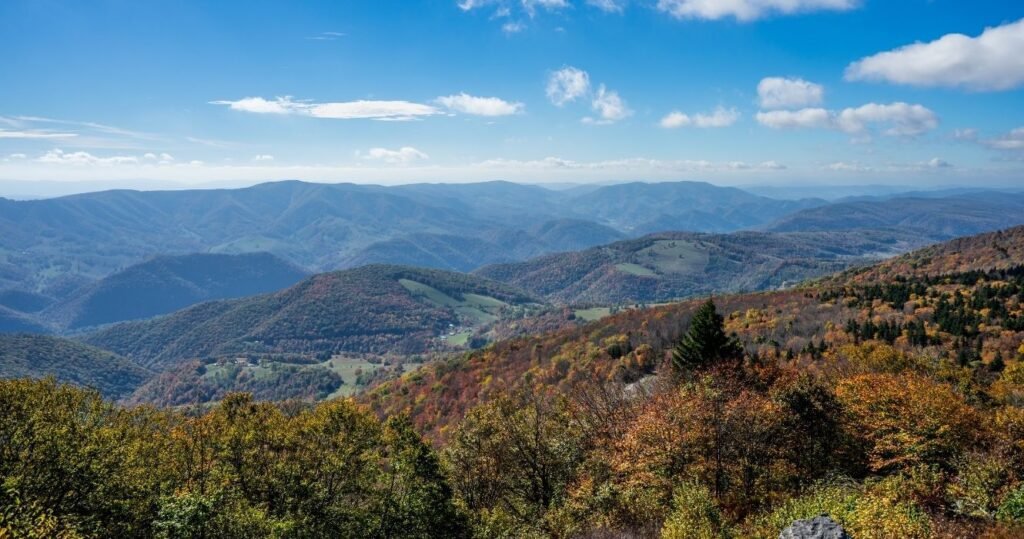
<box><xmin>671</xmin><ymin>298</ymin><xmax>743</xmax><ymax>374</ymax></box>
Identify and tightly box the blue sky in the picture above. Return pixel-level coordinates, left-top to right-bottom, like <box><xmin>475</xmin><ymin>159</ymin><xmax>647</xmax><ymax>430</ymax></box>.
<box><xmin>1</xmin><ymin>0</ymin><xmax>1023</xmax><ymax>187</ymax></box>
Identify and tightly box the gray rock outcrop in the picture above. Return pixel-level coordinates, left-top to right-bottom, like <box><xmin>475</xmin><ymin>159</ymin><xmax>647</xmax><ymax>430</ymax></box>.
<box><xmin>779</xmin><ymin>514</ymin><xmax>850</xmax><ymax>539</ymax></box>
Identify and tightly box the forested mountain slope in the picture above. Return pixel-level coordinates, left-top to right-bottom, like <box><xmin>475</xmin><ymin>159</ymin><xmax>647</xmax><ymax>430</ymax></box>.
<box><xmin>84</xmin><ymin>265</ymin><xmax>541</xmax><ymax>369</ymax></box>
<box><xmin>766</xmin><ymin>191</ymin><xmax>1024</xmax><ymax>237</ymax></box>
<box><xmin>371</xmin><ymin>225</ymin><xmax>1024</xmax><ymax>441</ymax></box>
<box><xmin>475</xmin><ymin>229</ymin><xmax>924</xmax><ymax>305</ymax></box>
<box><xmin>0</xmin><ymin>334</ymin><xmax>149</xmax><ymax>399</ymax></box>
<box><xmin>40</xmin><ymin>252</ymin><xmax>308</xmax><ymax>330</ymax></box>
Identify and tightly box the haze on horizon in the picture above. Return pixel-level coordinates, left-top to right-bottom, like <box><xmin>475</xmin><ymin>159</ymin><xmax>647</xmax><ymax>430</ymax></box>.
<box><xmin>1</xmin><ymin>0</ymin><xmax>1023</xmax><ymax>191</ymax></box>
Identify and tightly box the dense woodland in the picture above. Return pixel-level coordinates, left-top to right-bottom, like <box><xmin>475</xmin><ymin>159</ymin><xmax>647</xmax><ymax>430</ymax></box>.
<box><xmin>3</xmin><ymin>227</ymin><xmax>1024</xmax><ymax>536</ymax></box>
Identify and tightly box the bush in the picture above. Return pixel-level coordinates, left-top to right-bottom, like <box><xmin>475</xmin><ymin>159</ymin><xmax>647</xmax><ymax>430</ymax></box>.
<box><xmin>661</xmin><ymin>481</ymin><xmax>730</xmax><ymax>539</ymax></box>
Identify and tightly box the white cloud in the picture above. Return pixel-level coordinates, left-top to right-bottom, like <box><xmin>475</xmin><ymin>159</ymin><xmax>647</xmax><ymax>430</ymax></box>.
<box><xmin>211</xmin><ymin>96</ymin><xmax>442</xmax><ymax>121</ymax></box>
<box><xmin>307</xmin><ymin>31</ymin><xmax>345</xmax><ymax>41</ymax></box>
<box><xmin>37</xmin><ymin>149</ymin><xmax>139</xmax><ymax>165</ymax></box>
<box><xmin>952</xmin><ymin>128</ymin><xmax>979</xmax><ymax>141</ymax></box>
<box><xmin>924</xmin><ymin>158</ymin><xmax>952</xmax><ymax>169</ymax></box>
<box><xmin>522</xmin><ymin>0</ymin><xmax>569</xmax><ymax>16</ymax></box>
<box><xmin>757</xmin><ymin>102</ymin><xmax>938</xmax><ymax>137</ymax></box>
<box><xmin>757</xmin><ymin>77</ymin><xmax>824</xmax><ymax>109</ymax></box>
<box><xmin>984</xmin><ymin>127</ymin><xmax>1024</xmax><ymax>151</ymax></box>
<box><xmin>546</xmin><ymin>67</ymin><xmax>591</xmax><ymax>106</ymax></box>
<box><xmin>836</xmin><ymin>102</ymin><xmax>938</xmax><ymax>137</ymax></box>
<box><xmin>826</xmin><ymin>161</ymin><xmax>872</xmax><ymax>172</ymax></box>
<box><xmin>585</xmin><ymin>84</ymin><xmax>632</xmax><ymax>124</ymax></box>
<box><xmin>254</xmin><ymin>154</ymin><xmax>275</xmax><ymax>162</ymax></box>
<box><xmin>660</xmin><ymin>106</ymin><xmax>740</xmax><ymax>128</ymax></box>
<box><xmin>846</xmin><ymin>18</ymin><xmax>1024</xmax><ymax>91</ymax></box>
<box><xmin>502</xmin><ymin>21</ymin><xmax>526</xmax><ymax>33</ymax></box>
<box><xmin>436</xmin><ymin>93</ymin><xmax>525</xmax><ymax>116</ymax></box>
<box><xmin>143</xmin><ymin>152</ymin><xmax>175</xmax><ymax>165</ymax></box>
<box><xmin>756</xmin><ymin>108</ymin><xmax>833</xmax><ymax>130</ymax></box>
<box><xmin>656</xmin><ymin>0</ymin><xmax>857</xmax><ymax>22</ymax></box>
<box><xmin>0</xmin><ymin>128</ymin><xmax>77</xmax><ymax>139</ymax></box>
<box><xmin>587</xmin><ymin>0</ymin><xmax>627</xmax><ymax>13</ymax></box>
<box><xmin>362</xmin><ymin>147</ymin><xmax>430</xmax><ymax>164</ymax></box>
<box><xmin>8</xmin><ymin>153</ymin><xmax>26</xmax><ymax>159</ymax></box>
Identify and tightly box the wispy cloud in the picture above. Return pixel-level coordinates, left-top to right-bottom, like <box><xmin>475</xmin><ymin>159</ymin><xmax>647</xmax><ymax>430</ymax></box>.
<box><xmin>0</xmin><ymin>129</ymin><xmax>78</xmax><ymax>139</ymax></box>
<box><xmin>584</xmin><ymin>84</ymin><xmax>632</xmax><ymax>124</ymax></box>
<box><xmin>656</xmin><ymin>0</ymin><xmax>858</xmax><ymax>22</ymax></box>
<box><xmin>547</xmin><ymin>67</ymin><xmax>591</xmax><ymax>106</ymax></box>
<box><xmin>306</xmin><ymin>31</ymin><xmax>346</xmax><ymax>41</ymax></box>
<box><xmin>211</xmin><ymin>96</ymin><xmax>442</xmax><ymax>121</ymax></box>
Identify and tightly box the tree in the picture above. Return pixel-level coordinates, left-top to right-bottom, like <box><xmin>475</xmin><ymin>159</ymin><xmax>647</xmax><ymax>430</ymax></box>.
<box><xmin>672</xmin><ymin>299</ymin><xmax>743</xmax><ymax>375</ymax></box>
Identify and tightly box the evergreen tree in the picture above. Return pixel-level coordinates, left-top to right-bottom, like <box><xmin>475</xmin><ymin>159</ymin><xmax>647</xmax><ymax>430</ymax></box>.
<box><xmin>671</xmin><ymin>299</ymin><xmax>743</xmax><ymax>374</ymax></box>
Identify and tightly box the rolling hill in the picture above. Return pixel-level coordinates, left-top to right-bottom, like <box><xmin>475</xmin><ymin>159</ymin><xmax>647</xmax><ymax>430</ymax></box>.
<box><xmin>336</xmin><ymin>219</ymin><xmax>626</xmax><ymax>272</ymax></box>
<box><xmin>369</xmin><ymin>224</ymin><xmax>1024</xmax><ymax>443</ymax></box>
<box><xmin>0</xmin><ymin>179</ymin><xmax>842</xmax><ymax>295</ymax></box>
<box><xmin>84</xmin><ymin>265</ymin><xmax>542</xmax><ymax>369</ymax></box>
<box><xmin>40</xmin><ymin>252</ymin><xmax>308</xmax><ymax>330</ymax></box>
<box><xmin>0</xmin><ymin>334</ymin><xmax>149</xmax><ymax>399</ymax></box>
<box><xmin>475</xmin><ymin>229</ymin><xmax>925</xmax><ymax>305</ymax></box>
<box><xmin>567</xmin><ymin>181</ymin><xmax>826</xmax><ymax>234</ymax></box>
<box><xmin>765</xmin><ymin>191</ymin><xmax>1024</xmax><ymax>238</ymax></box>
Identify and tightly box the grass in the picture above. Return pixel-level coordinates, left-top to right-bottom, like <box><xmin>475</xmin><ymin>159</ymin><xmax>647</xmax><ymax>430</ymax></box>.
<box><xmin>447</xmin><ymin>331</ymin><xmax>472</xmax><ymax>346</ymax></box>
<box><xmin>614</xmin><ymin>263</ymin><xmax>657</xmax><ymax>277</ymax></box>
<box><xmin>574</xmin><ymin>307</ymin><xmax>612</xmax><ymax>321</ymax></box>
<box><xmin>399</xmin><ymin>279</ymin><xmax>507</xmax><ymax>325</ymax></box>
<box><xmin>635</xmin><ymin>240</ymin><xmax>709</xmax><ymax>275</ymax></box>
<box><xmin>322</xmin><ymin>356</ymin><xmax>424</xmax><ymax>399</ymax></box>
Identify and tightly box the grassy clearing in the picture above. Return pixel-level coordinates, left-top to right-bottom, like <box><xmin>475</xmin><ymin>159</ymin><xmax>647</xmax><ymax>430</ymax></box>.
<box><xmin>635</xmin><ymin>239</ymin><xmax>709</xmax><ymax>274</ymax></box>
<box><xmin>614</xmin><ymin>263</ymin><xmax>657</xmax><ymax>277</ymax></box>
<box><xmin>399</xmin><ymin>279</ymin><xmax>507</xmax><ymax>325</ymax></box>
<box><xmin>574</xmin><ymin>307</ymin><xmax>612</xmax><ymax>321</ymax></box>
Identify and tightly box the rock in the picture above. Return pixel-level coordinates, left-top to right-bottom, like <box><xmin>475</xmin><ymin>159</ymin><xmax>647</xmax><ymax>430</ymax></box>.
<box><xmin>779</xmin><ymin>514</ymin><xmax>850</xmax><ymax>539</ymax></box>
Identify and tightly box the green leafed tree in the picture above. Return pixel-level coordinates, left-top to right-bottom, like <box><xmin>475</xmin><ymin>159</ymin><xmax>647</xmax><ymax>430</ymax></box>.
<box><xmin>671</xmin><ymin>299</ymin><xmax>743</xmax><ymax>375</ymax></box>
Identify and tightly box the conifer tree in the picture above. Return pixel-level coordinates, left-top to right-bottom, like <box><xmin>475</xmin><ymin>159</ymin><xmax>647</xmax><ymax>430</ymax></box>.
<box><xmin>671</xmin><ymin>299</ymin><xmax>743</xmax><ymax>374</ymax></box>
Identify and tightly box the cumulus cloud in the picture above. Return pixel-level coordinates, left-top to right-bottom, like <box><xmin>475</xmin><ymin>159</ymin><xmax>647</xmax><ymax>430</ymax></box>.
<box><xmin>436</xmin><ymin>93</ymin><xmax>525</xmax><ymax>116</ymax></box>
<box><xmin>757</xmin><ymin>77</ymin><xmax>824</xmax><ymax>109</ymax></box>
<box><xmin>757</xmin><ymin>102</ymin><xmax>938</xmax><ymax>137</ymax></box>
<box><xmin>656</xmin><ymin>0</ymin><xmax>857</xmax><ymax>22</ymax></box>
<box><xmin>846</xmin><ymin>18</ymin><xmax>1024</xmax><ymax>91</ymax></box>
<box><xmin>755</xmin><ymin>108</ymin><xmax>833</xmax><ymax>130</ymax></box>
<box><xmin>585</xmin><ymin>84</ymin><xmax>632</xmax><ymax>124</ymax></box>
<box><xmin>362</xmin><ymin>147</ymin><xmax>430</xmax><ymax>164</ymax></box>
<box><xmin>660</xmin><ymin>106</ymin><xmax>740</xmax><ymax>128</ymax></box>
<box><xmin>254</xmin><ymin>154</ymin><xmax>275</xmax><ymax>162</ymax></box>
<box><xmin>984</xmin><ymin>128</ymin><xmax>1024</xmax><ymax>151</ymax></box>
<box><xmin>211</xmin><ymin>96</ymin><xmax>441</xmax><ymax>121</ymax></box>
<box><xmin>547</xmin><ymin>67</ymin><xmax>591</xmax><ymax>106</ymax></box>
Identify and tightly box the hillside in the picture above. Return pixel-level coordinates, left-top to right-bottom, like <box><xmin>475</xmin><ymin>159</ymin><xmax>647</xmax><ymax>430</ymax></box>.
<box><xmin>0</xmin><ymin>334</ymin><xmax>149</xmax><ymax>399</ymax></box>
<box><xmin>85</xmin><ymin>265</ymin><xmax>541</xmax><ymax>370</ymax></box>
<box><xmin>6</xmin><ymin>179</ymin><xmax>941</xmax><ymax>299</ymax></box>
<box><xmin>0</xmin><ymin>305</ymin><xmax>50</xmax><ymax>334</ymax></box>
<box><xmin>568</xmin><ymin>181</ymin><xmax>826</xmax><ymax>234</ymax></box>
<box><xmin>336</xmin><ymin>219</ymin><xmax>625</xmax><ymax>272</ymax></box>
<box><xmin>475</xmin><ymin>229</ymin><xmax>924</xmax><ymax>305</ymax></box>
<box><xmin>370</xmin><ymin>224</ymin><xmax>1024</xmax><ymax>442</ymax></box>
<box><xmin>41</xmin><ymin>252</ymin><xmax>308</xmax><ymax>330</ymax></box>
<box><xmin>766</xmin><ymin>191</ymin><xmax>1024</xmax><ymax>237</ymax></box>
